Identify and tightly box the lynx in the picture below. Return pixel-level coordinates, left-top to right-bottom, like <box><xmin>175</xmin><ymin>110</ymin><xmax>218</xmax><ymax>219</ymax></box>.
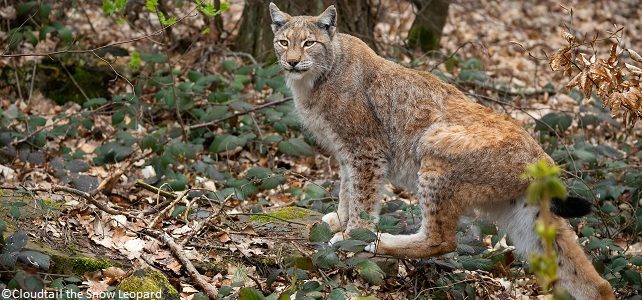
<box><xmin>269</xmin><ymin>3</ymin><xmax>614</xmax><ymax>299</ymax></box>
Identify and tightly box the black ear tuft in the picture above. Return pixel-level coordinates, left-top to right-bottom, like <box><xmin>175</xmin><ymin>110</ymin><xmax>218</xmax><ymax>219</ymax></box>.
<box><xmin>550</xmin><ymin>196</ymin><xmax>593</xmax><ymax>218</ymax></box>
<box><xmin>269</xmin><ymin>2</ymin><xmax>291</xmax><ymax>32</ymax></box>
<box><xmin>317</xmin><ymin>5</ymin><xmax>337</xmax><ymax>34</ymax></box>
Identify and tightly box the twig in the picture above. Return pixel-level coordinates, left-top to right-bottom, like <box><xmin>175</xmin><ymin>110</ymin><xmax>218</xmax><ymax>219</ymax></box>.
<box><xmin>149</xmin><ymin>189</ymin><xmax>190</xmax><ymax>227</ymax></box>
<box><xmin>11</xmin><ymin>60</ymin><xmax>23</xmax><ymax>101</ymax></box>
<box><xmin>136</xmin><ymin>179</ymin><xmax>177</xmax><ymax>200</ymax></box>
<box><xmin>28</xmin><ymin>61</ymin><xmax>37</xmax><ymax>103</ymax></box>
<box><xmin>29</xmin><ymin>185</ymin><xmax>140</xmax><ymax>220</ymax></box>
<box><xmin>179</xmin><ymin>194</ymin><xmax>234</xmax><ymax>247</ymax></box>
<box><xmin>141</xmin><ymin>229</ymin><xmax>218</xmax><ymax>299</ymax></box>
<box><xmin>0</xmin><ymin>8</ymin><xmax>199</xmax><ymax>58</ymax></box>
<box><xmin>189</xmin><ymin>97</ymin><xmax>293</xmax><ymax>130</ymax></box>
<box><xmin>59</xmin><ymin>60</ymin><xmax>90</xmax><ymax>102</ymax></box>
<box><xmin>91</xmin><ymin>51</ymin><xmax>135</xmax><ymax>92</ymax></box>
<box><xmin>225</xmin><ymin>50</ymin><xmax>258</xmax><ymax>65</ymax></box>
<box><xmin>229</xmin><ymin>213</ymin><xmax>307</xmax><ymax>226</ymax></box>
<box><xmin>12</xmin><ymin>102</ymin><xmax>115</xmax><ymax>146</ymax></box>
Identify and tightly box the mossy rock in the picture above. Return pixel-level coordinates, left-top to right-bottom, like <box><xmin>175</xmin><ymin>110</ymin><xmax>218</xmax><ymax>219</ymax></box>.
<box><xmin>70</xmin><ymin>257</ymin><xmax>115</xmax><ymax>274</ymax></box>
<box><xmin>117</xmin><ymin>268</ymin><xmax>179</xmax><ymax>300</ymax></box>
<box><xmin>249</xmin><ymin>206</ymin><xmax>314</xmax><ymax>223</ymax></box>
<box><xmin>4</xmin><ymin>217</ymin><xmax>123</xmax><ymax>276</ymax></box>
<box><xmin>27</xmin><ymin>243</ymin><xmax>121</xmax><ymax>275</ymax></box>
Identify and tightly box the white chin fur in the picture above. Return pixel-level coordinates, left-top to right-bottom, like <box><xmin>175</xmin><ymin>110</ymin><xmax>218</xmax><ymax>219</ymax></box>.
<box><xmin>285</xmin><ymin>71</ymin><xmax>308</xmax><ymax>81</ymax></box>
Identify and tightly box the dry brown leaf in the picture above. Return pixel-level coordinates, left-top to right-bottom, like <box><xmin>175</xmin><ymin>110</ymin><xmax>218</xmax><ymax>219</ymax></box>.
<box><xmin>215</xmin><ymin>231</ymin><xmax>231</xmax><ymax>243</ymax></box>
<box><xmin>565</xmin><ymin>72</ymin><xmax>582</xmax><ymax>89</ymax></box>
<box><xmin>103</xmin><ymin>267</ymin><xmax>127</xmax><ymax>285</ymax></box>
<box><xmin>579</xmin><ymin>71</ymin><xmax>592</xmax><ymax>97</ymax></box>
<box><xmin>625</xmin><ymin>63</ymin><xmax>642</xmax><ymax>76</ymax></box>
<box><xmin>549</xmin><ymin>48</ymin><xmax>570</xmax><ymax>71</ymax></box>
<box><xmin>607</xmin><ymin>92</ymin><xmax>623</xmax><ymax>117</ymax></box>
<box><xmin>562</xmin><ymin>31</ymin><xmax>575</xmax><ymax>43</ymax></box>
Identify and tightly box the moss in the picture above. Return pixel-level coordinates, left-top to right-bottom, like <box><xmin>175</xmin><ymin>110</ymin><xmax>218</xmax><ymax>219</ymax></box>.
<box><xmin>250</xmin><ymin>206</ymin><xmax>311</xmax><ymax>223</ymax></box>
<box><xmin>41</xmin><ymin>198</ymin><xmax>62</xmax><ymax>209</ymax></box>
<box><xmin>118</xmin><ymin>268</ymin><xmax>179</xmax><ymax>300</ymax></box>
<box><xmin>71</xmin><ymin>257</ymin><xmax>114</xmax><ymax>274</ymax></box>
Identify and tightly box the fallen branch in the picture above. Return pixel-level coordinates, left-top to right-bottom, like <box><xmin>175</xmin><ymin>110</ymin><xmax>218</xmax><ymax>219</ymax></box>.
<box><xmin>189</xmin><ymin>97</ymin><xmax>293</xmax><ymax>130</ymax></box>
<box><xmin>142</xmin><ymin>229</ymin><xmax>218</xmax><ymax>299</ymax></box>
<box><xmin>31</xmin><ymin>185</ymin><xmax>140</xmax><ymax>220</ymax></box>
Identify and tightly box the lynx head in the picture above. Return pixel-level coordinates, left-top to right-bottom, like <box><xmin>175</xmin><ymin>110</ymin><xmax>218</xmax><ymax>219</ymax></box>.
<box><xmin>269</xmin><ymin>3</ymin><xmax>337</xmax><ymax>81</ymax></box>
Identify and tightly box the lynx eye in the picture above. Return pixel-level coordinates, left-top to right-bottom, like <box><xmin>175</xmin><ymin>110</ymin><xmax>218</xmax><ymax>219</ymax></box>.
<box><xmin>303</xmin><ymin>41</ymin><xmax>316</xmax><ymax>47</ymax></box>
<box><xmin>278</xmin><ymin>40</ymin><xmax>289</xmax><ymax>47</ymax></box>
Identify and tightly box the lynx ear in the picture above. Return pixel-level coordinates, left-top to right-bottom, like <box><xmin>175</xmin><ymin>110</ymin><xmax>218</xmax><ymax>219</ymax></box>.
<box><xmin>269</xmin><ymin>2</ymin><xmax>291</xmax><ymax>33</ymax></box>
<box><xmin>317</xmin><ymin>5</ymin><xmax>337</xmax><ymax>36</ymax></box>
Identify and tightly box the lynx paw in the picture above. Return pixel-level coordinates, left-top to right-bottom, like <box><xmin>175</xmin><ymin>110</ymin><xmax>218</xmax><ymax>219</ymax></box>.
<box><xmin>322</xmin><ymin>212</ymin><xmax>343</xmax><ymax>233</ymax></box>
<box><xmin>364</xmin><ymin>232</ymin><xmax>387</xmax><ymax>253</ymax></box>
<box><xmin>328</xmin><ymin>232</ymin><xmax>345</xmax><ymax>246</ymax></box>
<box><xmin>365</xmin><ymin>242</ymin><xmax>376</xmax><ymax>253</ymax></box>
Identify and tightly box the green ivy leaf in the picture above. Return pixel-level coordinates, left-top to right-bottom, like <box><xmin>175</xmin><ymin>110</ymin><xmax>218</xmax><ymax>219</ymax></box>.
<box><xmin>630</xmin><ymin>256</ymin><xmax>642</xmax><ymax>267</ymax></box>
<box><xmin>210</xmin><ymin>134</ymin><xmax>247</xmax><ymax>153</ymax></box>
<box><xmin>141</xmin><ymin>52</ymin><xmax>167</xmax><ymax>64</ymax></box>
<box><xmin>623</xmin><ymin>269</ymin><xmax>641</xmax><ymax>285</ymax></box>
<box><xmin>332</xmin><ymin>240</ymin><xmax>368</xmax><ymax>252</ymax></box>
<box><xmin>328</xmin><ymin>289</ymin><xmax>346</xmax><ymax>300</ymax></box>
<box><xmin>348</xmin><ymin>228</ymin><xmax>377</xmax><ymax>243</ymax></box>
<box><xmin>3</xmin><ymin>231</ymin><xmax>28</xmax><ymax>253</ymax></box>
<box><xmin>259</xmin><ymin>175</ymin><xmax>286</xmax><ymax>190</ymax></box>
<box><xmin>171</xmin><ymin>205</ymin><xmax>187</xmax><ymax>218</ymax></box>
<box><xmin>140</xmin><ymin>134</ymin><xmax>157</xmax><ymax>150</ymax></box>
<box><xmin>309</xmin><ymin>222</ymin><xmax>333</xmax><ymax>243</ymax></box>
<box><xmin>459</xmin><ymin>256</ymin><xmax>494</xmax><ymax>271</ymax></box>
<box><xmin>18</xmin><ymin>250</ymin><xmax>51</xmax><ymax>270</ymax></box>
<box><xmin>355</xmin><ymin>259</ymin><xmax>384</xmax><ymax>285</ymax></box>
<box><xmin>286</xmin><ymin>255</ymin><xmax>314</xmax><ymax>271</ymax></box>
<box><xmin>83</xmin><ymin>98</ymin><xmax>107</xmax><ymax>109</ymax></box>
<box><xmin>535</xmin><ymin>113</ymin><xmax>572</xmax><ymax>133</ymax></box>
<box><xmin>278</xmin><ymin>138</ymin><xmax>314</xmax><ymax>156</ymax></box>
<box><xmin>0</xmin><ymin>253</ymin><xmax>18</xmax><ymax>268</ymax></box>
<box><xmin>57</xmin><ymin>26</ymin><xmax>73</xmax><ymax>43</ymax></box>
<box><xmin>311</xmin><ymin>248</ymin><xmax>340</xmax><ymax>269</ymax></box>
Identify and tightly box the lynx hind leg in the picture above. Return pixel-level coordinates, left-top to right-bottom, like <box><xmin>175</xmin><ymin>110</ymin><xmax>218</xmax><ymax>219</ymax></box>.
<box><xmin>491</xmin><ymin>200</ymin><xmax>614</xmax><ymax>300</ymax></box>
<box><xmin>367</xmin><ymin>165</ymin><xmax>460</xmax><ymax>258</ymax></box>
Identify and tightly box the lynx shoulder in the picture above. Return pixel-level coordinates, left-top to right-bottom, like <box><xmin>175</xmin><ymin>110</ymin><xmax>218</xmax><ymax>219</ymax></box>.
<box><xmin>269</xmin><ymin>3</ymin><xmax>614</xmax><ymax>299</ymax></box>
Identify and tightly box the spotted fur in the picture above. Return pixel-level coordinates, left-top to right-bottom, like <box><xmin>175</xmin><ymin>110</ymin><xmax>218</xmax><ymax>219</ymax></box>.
<box><xmin>269</xmin><ymin>3</ymin><xmax>614</xmax><ymax>299</ymax></box>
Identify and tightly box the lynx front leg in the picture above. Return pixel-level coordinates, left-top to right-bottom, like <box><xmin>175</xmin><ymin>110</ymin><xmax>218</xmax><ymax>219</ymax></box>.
<box><xmin>367</xmin><ymin>160</ymin><xmax>460</xmax><ymax>258</ymax></box>
<box><xmin>329</xmin><ymin>155</ymin><xmax>386</xmax><ymax>244</ymax></box>
<box><xmin>322</xmin><ymin>160</ymin><xmax>351</xmax><ymax>233</ymax></box>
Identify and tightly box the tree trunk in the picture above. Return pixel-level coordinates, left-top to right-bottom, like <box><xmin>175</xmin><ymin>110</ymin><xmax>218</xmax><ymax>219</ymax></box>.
<box><xmin>333</xmin><ymin>0</ymin><xmax>377</xmax><ymax>51</ymax></box>
<box><xmin>235</xmin><ymin>0</ymin><xmax>377</xmax><ymax>62</ymax></box>
<box><xmin>408</xmin><ymin>0</ymin><xmax>450</xmax><ymax>53</ymax></box>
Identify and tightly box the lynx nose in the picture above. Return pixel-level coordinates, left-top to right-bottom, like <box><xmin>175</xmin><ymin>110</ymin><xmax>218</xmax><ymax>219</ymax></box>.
<box><xmin>287</xmin><ymin>60</ymin><xmax>299</xmax><ymax>67</ymax></box>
